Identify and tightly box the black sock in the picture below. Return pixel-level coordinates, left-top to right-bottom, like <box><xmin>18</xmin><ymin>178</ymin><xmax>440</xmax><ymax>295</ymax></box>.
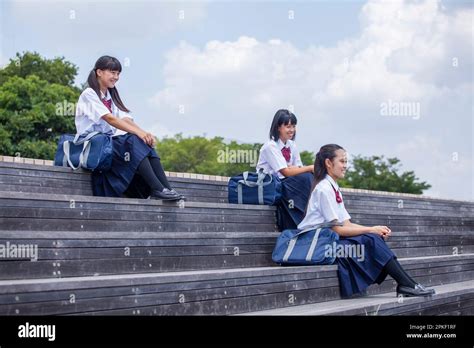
<box><xmin>149</xmin><ymin>157</ymin><xmax>172</xmax><ymax>190</ymax></box>
<box><xmin>384</xmin><ymin>258</ymin><xmax>417</xmax><ymax>288</ymax></box>
<box><xmin>137</xmin><ymin>157</ymin><xmax>164</xmax><ymax>191</ymax></box>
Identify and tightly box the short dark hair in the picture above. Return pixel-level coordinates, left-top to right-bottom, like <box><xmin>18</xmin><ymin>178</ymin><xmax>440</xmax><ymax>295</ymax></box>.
<box><xmin>269</xmin><ymin>109</ymin><xmax>297</xmax><ymax>141</ymax></box>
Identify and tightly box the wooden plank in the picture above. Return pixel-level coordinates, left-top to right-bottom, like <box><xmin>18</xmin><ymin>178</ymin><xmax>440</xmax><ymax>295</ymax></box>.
<box><xmin>0</xmin><ymin>207</ymin><xmax>276</xmax><ymax>224</ymax></box>
<box><xmin>0</xmin><ymin>198</ymin><xmax>277</xmax><ymax>216</ymax></box>
<box><xmin>8</xmin><ymin>268</ymin><xmax>474</xmax><ymax>316</ymax></box>
<box><xmin>0</xmin><ymin>243</ymin><xmax>274</xmax><ymax>259</ymax></box>
<box><xmin>0</xmin><ymin>254</ymin><xmax>471</xmax><ymax>295</ymax></box>
<box><xmin>0</xmin><ymin>254</ymin><xmax>275</xmax><ymax>280</ymax></box>
<box><xmin>0</xmin><ymin>218</ymin><xmax>277</xmax><ymax>232</ymax></box>
<box><xmin>0</xmin><ymin>268</ymin><xmax>337</xmax><ymax>303</ymax></box>
<box><xmin>2</xmin><ymin>256</ymin><xmax>474</xmax><ymax>308</ymax></box>
<box><xmin>0</xmin><ymin>192</ymin><xmax>277</xmax><ymax>211</ymax></box>
<box><xmin>0</xmin><ymin>231</ymin><xmax>281</xmax><ymax>239</ymax></box>
<box><xmin>1</xmin><ymin>234</ymin><xmax>469</xmax><ymax>249</ymax></box>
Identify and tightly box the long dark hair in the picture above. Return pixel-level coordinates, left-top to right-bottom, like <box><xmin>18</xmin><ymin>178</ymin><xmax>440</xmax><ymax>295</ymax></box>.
<box><xmin>87</xmin><ymin>56</ymin><xmax>130</xmax><ymax>112</ymax></box>
<box><xmin>269</xmin><ymin>109</ymin><xmax>297</xmax><ymax>142</ymax></box>
<box><xmin>310</xmin><ymin>144</ymin><xmax>345</xmax><ymax>193</ymax></box>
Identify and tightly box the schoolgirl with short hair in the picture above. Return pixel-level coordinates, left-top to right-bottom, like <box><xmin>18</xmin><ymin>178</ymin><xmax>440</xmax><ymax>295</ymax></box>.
<box><xmin>299</xmin><ymin>144</ymin><xmax>435</xmax><ymax>298</ymax></box>
<box><xmin>75</xmin><ymin>55</ymin><xmax>183</xmax><ymax>200</ymax></box>
<box><xmin>256</xmin><ymin>109</ymin><xmax>314</xmax><ymax>230</ymax></box>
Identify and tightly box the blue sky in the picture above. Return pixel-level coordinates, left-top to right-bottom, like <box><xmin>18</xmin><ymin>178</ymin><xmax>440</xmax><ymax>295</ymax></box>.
<box><xmin>1</xmin><ymin>0</ymin><xmax>473</xmax><ymax>200</ymax></box>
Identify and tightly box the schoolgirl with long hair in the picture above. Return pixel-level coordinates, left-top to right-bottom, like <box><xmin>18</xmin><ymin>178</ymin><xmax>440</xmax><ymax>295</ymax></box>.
<box><xmin>75</xmin><ymin>55</ymin><xmax>183</xmax><ymax>200</ymax></box>
<box><xmin>299</xmin><ymin>144</ymin><xmax>435</xmax><ymax>298</ymax></box>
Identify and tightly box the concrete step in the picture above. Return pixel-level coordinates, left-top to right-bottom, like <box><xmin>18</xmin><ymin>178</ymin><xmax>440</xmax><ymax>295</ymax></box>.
<box><xmin>0</xmin><ymin>254</ymin><xmax>472</xmax><ymax>315</ymax></box>
<box><xmin>239</xmin><ymin>280</ymin><xmax>474</xmax><ymax>316</ymax></box>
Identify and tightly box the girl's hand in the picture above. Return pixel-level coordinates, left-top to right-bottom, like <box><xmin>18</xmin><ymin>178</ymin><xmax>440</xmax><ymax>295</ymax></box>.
<box><xmin>149</xmin><ymin>134</ymin><xmax>157</xmax><ymax>147</ymax></box>
<box><xmin>307</xmin><ymin>165</ymin><xmax>315</xmax><ymax>173</ymax></box>
<box><xmin>383</xmin><ymin>226</ymin><xmax>392</xmax><ymax>240</ymax></box>
<box><xmin>138</xmin><ymin>131</ymin><xmax>155</xmax><ymax>147</ymax></box>
<box><xmin>370</xmin><ymin>225</ymin><xmax>391</xmax><ymax>239</ymax></box>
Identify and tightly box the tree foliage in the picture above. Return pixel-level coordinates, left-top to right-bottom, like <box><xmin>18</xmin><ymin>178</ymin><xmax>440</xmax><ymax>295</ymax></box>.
<box><xmin>339</xmin><ymin>155</ymin><xmax>431</xmax><ymax>194</ymax></box>
<box><xmin>0</xmin><ymin>52</ymin><xmax>80</xmax><ymax>159</ymax></box>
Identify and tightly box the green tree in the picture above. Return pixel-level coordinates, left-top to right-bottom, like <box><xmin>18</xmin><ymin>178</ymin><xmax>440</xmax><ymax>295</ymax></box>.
<box><xmin>339</xmin><ymin>155</ymin><xmax>431</xmax><ymax>194</ymax></box>
<box><xmin>156</xmin><ymin>134</ymin><xmax>263</xmax><ymax>177</ymax></box>
<box><xmin>0</xmin><ymin>52</ymin><xmax>78</xmax><ymax>86</ymax></box>
<box><xmin>156</xmin><ymin>134</ymin><xmax>224</xmax><ymax>174</ymax></box>
<box><xmin>218</xmin><ymin>140</ymin><xmax>263</xmax><ymax>176</ymax></box>
<box><xmin>0</xmin><ymin>52</ymin><xmax>80</xmax><ymax>159</ymax></box>
<box><xmin>300</xmin><ymin>150</ymin><xmax>315</xmax><ymax>165</ymax></box>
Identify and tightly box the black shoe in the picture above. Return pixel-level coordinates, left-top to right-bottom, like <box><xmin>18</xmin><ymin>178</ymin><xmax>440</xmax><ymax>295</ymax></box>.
<box><xmin>396</xmin><ymin>283</ymin><xmax>435</xmax><ymax>297</ymax></box>
<box><xmin>169</xmin><ymin>188</ymin><xmax>186</xmax><ymax>201</ymax></box>
<box><xmin>150</xmin><ymin>188</ymin><xmax>182</xmax><ymax>201</ymax></box>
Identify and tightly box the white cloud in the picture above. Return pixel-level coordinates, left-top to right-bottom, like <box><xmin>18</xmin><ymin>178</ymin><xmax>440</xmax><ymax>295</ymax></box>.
<box><xmin>396</xmin><ymin>135</ymin><xmax>473</xmax><ymax>200</ymax></box>
<box><xmin>148</xmin><ymin>0</ymin><xmax>472</xmax><ymax>200</ymax></box>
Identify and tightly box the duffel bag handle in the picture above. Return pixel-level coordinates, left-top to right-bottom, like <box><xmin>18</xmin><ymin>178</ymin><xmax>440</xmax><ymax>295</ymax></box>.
<box><xmin>63</xmin><ymin>131</ymin><xmax>103</xmax><ymax>171</ymax></box>
<box><xmin>237</xmin><ymin>169</ymin><xmax>273</xmax><ymax>205</ymax></box>
<box><xmin>240</xmin><ymin>169</ymin><xmax>273</xmax><ymax>187</ymax></box>
<box><xmin>63</xmin><ymin>140</ymin><xmax>92</xmax><ymax>171</ymax></box>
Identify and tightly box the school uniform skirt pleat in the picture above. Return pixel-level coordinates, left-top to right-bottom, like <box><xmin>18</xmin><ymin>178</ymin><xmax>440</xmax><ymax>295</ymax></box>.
<box><xmin>276</xmin><ymin>172</ymin><xmax>313</xmax><ymax>230</ymax></box>
<box><xmin>336</xmin><ymin>233</ymin><xmax>395</xmax><ymax>298</ymax></box>
<box><xmin>92</xmin><ymin>133</ymin><xmax>159</xmax><ymax>197</ymax></box>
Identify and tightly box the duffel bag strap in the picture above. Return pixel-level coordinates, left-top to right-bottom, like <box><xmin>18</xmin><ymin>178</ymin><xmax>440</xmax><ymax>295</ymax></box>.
<box><xmin>283</xmin><ymin>222</ymin><xmax>343</xmax><ymax>262</ymax></box>
<box><xmin>283</xmin><ymin>227</ymin><xmax>323</xmax><ymax>262</ymax></box>
<box><xmin>237</xmin><ymin>183</ymin><xmax>243</xmax><ymax>204</ymax></box>
<box><xmin>80</xmin><ymin>140</ymin><xmax>93</xmax><ymax>169</ymax></box>
<box><xmin>292</xmin><ymin>221</ymin><xmax>343</xmax><ymax>239</ymax></box>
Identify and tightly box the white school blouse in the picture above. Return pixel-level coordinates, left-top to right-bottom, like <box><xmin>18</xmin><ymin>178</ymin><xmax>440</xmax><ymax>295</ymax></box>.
<box><xmin>297</xmin><ymin>174</ymin><xmax>351</xmax><ymax>230</ymax></box>
<box><xmin>256</xmin><ymin>139</ymin><xmax>303</xmax><ymax>179</ymax></box>
<box><xmin>75</xmin><ymin>88</ymin><xmax>133</xmax><ymax>137</ymax></box>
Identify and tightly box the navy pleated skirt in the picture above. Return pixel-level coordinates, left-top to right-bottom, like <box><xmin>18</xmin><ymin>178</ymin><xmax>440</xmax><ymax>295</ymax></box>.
<box><xmin>92</xmin><ymin>133</ymin><xmax>159</xmax><ymax>198</ymax></box>
<box><xmin>276</xmin><ymin>172</ymin><xmax>313</xmax><ymax>231</ymax></box>
<box><xmin>336</xmin><ymin>233</ymin><xmax>395</xmax><ymax>298</ymax></box>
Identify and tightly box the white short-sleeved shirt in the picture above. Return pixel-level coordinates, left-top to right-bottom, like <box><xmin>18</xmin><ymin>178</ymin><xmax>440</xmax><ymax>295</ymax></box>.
<box><xmin>75</xmin><ymin>87</ymin><xmax>133</xmax><ymax>137</ymax></box>
<box><xmin>297</xmin><ymin>174</ymin><xmax>351</xmax><ymax>230</ymax></box>
<box><xmin>256</xmin><ymin>139</ymin><xmax>303</xmax><ymax>179</ymax></box>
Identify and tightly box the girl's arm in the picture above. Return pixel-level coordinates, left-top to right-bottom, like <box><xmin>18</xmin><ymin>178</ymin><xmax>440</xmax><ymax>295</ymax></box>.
<box><xmin>279</xmin><ymin>165</ymin><xmax>314</xmax><ymax>177</ymax></box>
<box><xmin>102</xmin><ymin>114</ymin><xmax>155</xmax><ymax>146</ymax></box>
<box><xmin>332</xmin><ymin>219</ymin><xmax>391</xmax><ymax>239</ymax></box>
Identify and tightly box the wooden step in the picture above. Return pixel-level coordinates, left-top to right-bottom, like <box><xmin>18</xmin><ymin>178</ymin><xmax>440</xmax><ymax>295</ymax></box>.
<box><xmin>0</xmin><ymin>230</ymin><xmax>472</xmax><ymax>279</ymax></box>
<box><xmin>0</xmin><ymin>191</ymin><xmax>471</xmax><ymax>234</ymax></box>
<box><xmin>0</xmin><ymin>191</ymin><xmax>277</xmax><ymax>233</ymax></box>
<box><xmin>0</xmin><ymin>162</ymin><xmax>228</xmax><ymax>203</ymax></box>
<box><xmin>0</xmin><ymin>254</ymin><xmax>472</xmax><ymax>315</ymax></box>
<box><xmin>239</xmin><ymin>280</ymin><xmax>474</xmax><ymax>316</ymax></box>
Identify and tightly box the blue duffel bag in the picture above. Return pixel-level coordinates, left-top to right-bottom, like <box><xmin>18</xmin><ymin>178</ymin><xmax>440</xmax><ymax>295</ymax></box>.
<box><xmin>272</xmin><ymin>222</ymin><xmax>341</xmax><ymax>265</ymax></box>
<box><xmin>228</xmin><ymin>169</ymin><xmax>282</xmax><ymax>205</ymax></box>
<box><xmin>54</xmin><ymin>131</ymin><xmax>113</xmax><ymax>172</ymax></box>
